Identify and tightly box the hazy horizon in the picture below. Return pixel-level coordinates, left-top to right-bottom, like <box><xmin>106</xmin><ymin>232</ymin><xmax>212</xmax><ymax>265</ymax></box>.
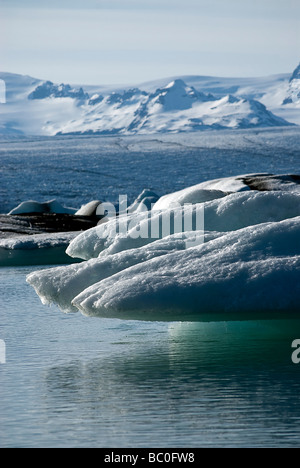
<box><xmin>1</xmin><ymin>0</ymin><xmax>299</xmax><ymax>85</ymax></box>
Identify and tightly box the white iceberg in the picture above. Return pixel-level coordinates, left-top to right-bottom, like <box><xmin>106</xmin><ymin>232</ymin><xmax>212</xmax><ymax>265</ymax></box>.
<box><xmin>153</xmin><ymin>188</ymin><xmax>228</xmax><ymax>210</ymax></box>
<box><xmin>71</xmin><ymin>217</ymin><xmax>300</xmax><ymax>321</ymax></box>
<box><xmin>127</xmin><ymin>189</ymin><xmax>160</xmax><ymax>213</ymax></box>
<box><xmin>66</xmin><ymin>191</ymin><xmax>300</xmax><ymax>260</ymax></box>
<box><xmin>8</xmin><ymin>199</ymin><xmax>76</xmax><ymax>215</ymax></box>
<box><xmin>27</xmin><ymin>231</ymin><xmax>213</xmax><ymax>313</ymax></box>
<box><xmin>152</xmin><ymin>173</ymin><xmax>300</xmax><ymax>202</ymax></box>
<box><xmin>27</xmin><ymin>216</ymin><xmax>300</xmax><ymax>321</ymax></box>
<box><xmin>0</xmin><ymin>232</ymin><xmax>80</xmax><ymax>267</ymax></box>
<box><xmin>75</xmin><ymin>200</ymin><xmax>102</xmax><ymax>216</ymax></box>
<box><xmin>25</xmin><ymin>175</ymin><xmax>300</xmax><ymax>321</ymax></box>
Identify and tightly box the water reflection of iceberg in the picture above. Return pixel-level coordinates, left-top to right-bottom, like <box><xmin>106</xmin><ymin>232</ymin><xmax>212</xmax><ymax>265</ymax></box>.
<box><xmin>44</xmin><ymin>320</ymin><xmax>300</xmax><ymax>447</ymax></box>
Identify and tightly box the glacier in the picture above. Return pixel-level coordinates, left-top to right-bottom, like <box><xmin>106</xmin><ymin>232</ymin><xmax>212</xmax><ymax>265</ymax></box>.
<box><xmin>26</xmin><ymin>176</ymin><xmax>300</xmax><ymax>322</ymax></box>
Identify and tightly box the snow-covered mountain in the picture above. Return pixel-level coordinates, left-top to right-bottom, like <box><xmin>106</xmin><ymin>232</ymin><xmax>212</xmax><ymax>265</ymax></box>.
<box><xmin>0</xmin><ymin>64</ymin><xmax>299</xmax><ymax>136</ymax></box>
<box><xmin>282</xmin><ymin>63</ymin><xmax>300</xmax><ymax>105</ymax></box>
<box><xmin>55</xmin><ymin>79</ymin><xmax>289</xmax><ymax>135</ymax></box>
<box><xmin>28</xmin><ymin>81</ymin><xmax>89</xmax><ymax>101</ymax></box>
<box><xmin>124</xmin><ymin>81</ymin><xmax>288</xmax><ymax>133</ymax></box>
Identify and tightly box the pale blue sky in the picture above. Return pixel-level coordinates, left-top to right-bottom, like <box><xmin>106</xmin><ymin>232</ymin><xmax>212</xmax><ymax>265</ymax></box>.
<box><xmin>1</xmin><ymin>0</ymin><xmax>299</xmax><ymax>85</ymax></box>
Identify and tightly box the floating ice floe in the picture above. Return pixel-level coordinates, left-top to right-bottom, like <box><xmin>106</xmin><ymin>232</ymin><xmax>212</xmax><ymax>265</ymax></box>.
<box><xmin>153</xmin><ymin>173</ymin><xmax>300</xmax><ymax>203</ymax></box>
<box><xmin>127</xmin><ymin>189</ymin><xmax>160</xmax><ymax>213</ymax></box>
<box><xmin>0</xmin><ymin>232</ymin><xmax>80</xmax><ymax>267</ymax></box>
<box><xmin>27</xmin><ymin>216</ymin><xmax>300</xmax><ymax>321</ymax></box>
<box><xmin>0</xmin><ymin>199</ymin><xmax>105</xmax><ymax>265</ymax></box>
<box><xmin>75</xmin><ymin>200</ymin><xmax>102</xmax><ymax>216</ymax></box>
<box><xmin>26</xmin><ymin>179</ymin><xmax>300</xmax><ymax>321</ymax></box>
<box><xmin>66</xmin><ymin>190</ymin><xmax>300</xmax><ymax>260</ymax></box>
<box><xmin>27</xmin><ymin>231</ymin><xmax>215</xmax><ymax>313</ymax></box>
<box><xmin>8</xmin><ymin>199</ymin><xmax>76</xmax><ymax>215</ymax></box>
<box><xmin>70</xmin><ymin>217</ymin><xmax>300</xmax><ymax>321</ymax></box>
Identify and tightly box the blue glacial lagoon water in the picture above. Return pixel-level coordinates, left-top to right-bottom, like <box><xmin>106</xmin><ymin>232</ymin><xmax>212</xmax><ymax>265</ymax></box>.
<box><xmin>1</xmin><ymin>128</ymin><xmax>300</xmax><ymax>214</ymax></box>
<box><xmin>1</xmin><ymin>267</ymin><xmax>300</xmax><ymax>448</ymax></box>
<box><xmin>1</xmin><ymin>129</ymin><xmax>300</xmax><ymax>447</ymax></box>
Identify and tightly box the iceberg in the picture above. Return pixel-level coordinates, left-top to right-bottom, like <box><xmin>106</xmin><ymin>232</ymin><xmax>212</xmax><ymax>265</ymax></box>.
<box><xmin>71</xmin><ymin>217</ymin><xmax>300</xmax><ymax>321</ymax></box>
<box><xmin>8</xmin><ymin>199</ymin><xmax>76</xmax><ymax>216</ymax></box>
<box><xmin>0</xmin><ymin>199</ymin><xmax>104</xmax><ymax>264</ymax></box>
<box><xmin>27</xmin><ymin>231</ymin><xmax>210</xmax><ymax>313</ymax></box>
<box><xmin>27</xmin><ymin>217</ymin><xmax>300</xmax><ymax>321</ymax></box>
<box><xmin>127</xmin><ymin>189</ymin><xmax>160</xmax><ymax>213</ymax></box>
<box><xmin>66</xmin><ymin>191</ymin><xmax>300</xmax><ymax>260</ymax></box>
<box><xmin>153</xmin><ymin>173</ymin><xmax>300</xmax><ymax>199</ymax></box>
<box><xmin>26</xmin><ymin>175</ymin><xmax>300</xmax><ymax>321</ymax></box>
<box><xmin>153</xmin><ymin>188</ymin><xmax>229</xmax><ymax>210</ymax></box>
<box><xmin>0</xmin><ymin>232</ymin><xmax>80</xmax><ymax>267</ymax></box>
<box><xmin>75</xmin><ymin>200</ymin><xmax>102</xmax><ymax>217</ymax></box>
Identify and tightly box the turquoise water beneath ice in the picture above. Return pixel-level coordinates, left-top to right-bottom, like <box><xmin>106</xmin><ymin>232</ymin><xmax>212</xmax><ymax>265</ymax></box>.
<box><xmin>1</xmin><ymin>267</ymin><xmax>300</xmax><ymax>448</ymax></box>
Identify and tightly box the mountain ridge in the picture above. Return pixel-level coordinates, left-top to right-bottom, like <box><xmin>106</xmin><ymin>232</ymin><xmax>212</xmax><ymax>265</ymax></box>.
<box><xmin>0</xmin><ymin>64</ymin><xmax>299</xmax><ymax>136</ymax></box>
